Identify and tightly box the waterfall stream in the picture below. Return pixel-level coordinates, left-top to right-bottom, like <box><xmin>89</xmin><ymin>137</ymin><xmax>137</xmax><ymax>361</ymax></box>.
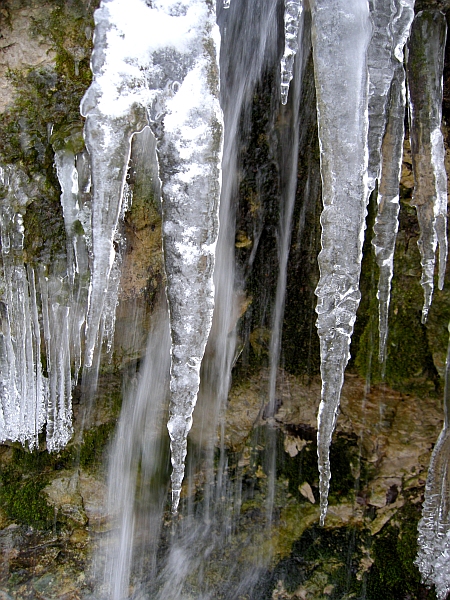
<box><xmin>0</xmin><ymin>0</ymin><xmax>449</xmax><ymax>597</ymax></box>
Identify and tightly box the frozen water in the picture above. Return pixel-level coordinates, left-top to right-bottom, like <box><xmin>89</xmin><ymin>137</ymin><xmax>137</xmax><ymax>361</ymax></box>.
<box><xmin>310</xmin><ymin>0</ymin><xmax>372</xmax><ymax>525</ymax></box>
<box><xmin>82</xmin><ymin>0</ymin><xmax>222</xmax><ymax>511</ymax></box>
<box><xmin>0</xmin><ymin>165</ymin><xmax>47</xmax><ymax>449</ymax></box>
<box><xmin>367</xmin><ymin>0</ymin><xmax>414</xmax><ymax>192</ymax></box>
<box><xmin>407</xmin><ymin>10</ymin><xmax>448</xmax><ymax>323</ymax></box>
<box><xmin>372</xmin><ymin>65</ymin><xmax>407</xmax><ymax>364</ymax></box>
<box><xmin>367</xmin><ymin>0</ymin><xmax>413</xmax><ymax>363</ymax></box>
<box><xmin>280</xmin><ymin>0</ymin><xmax>304</xmax><ymax>105</ymax></box>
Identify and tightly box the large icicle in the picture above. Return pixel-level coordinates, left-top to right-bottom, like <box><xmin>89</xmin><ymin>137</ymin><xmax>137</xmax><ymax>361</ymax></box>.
<box><xmin>81</xmin><ymin>0</ymin><xmax>222</xmax><ymax>512</ymax></box>
<box><xmin>310</xmin><ymin>0</ymin><xmax>371</xmax><ymax>525</ymax></box>
<box><xmin>407</xmin><ymin>10</ymin><xmax>448</xmax><ymax>323</ymax></box>
<box><xmin>280</xmin><ymin>0</ymin><xmax>304</xmax><ymax>105</ymax></box>
<box><xmin>416</xmin><ymin>323</ymin><xmax>450</xmax><ymax>599</ymax></box>
<box><xmin>157</xmin><ymin>12</ymin><xmax>222</xmax><ymax>515</ymax></box>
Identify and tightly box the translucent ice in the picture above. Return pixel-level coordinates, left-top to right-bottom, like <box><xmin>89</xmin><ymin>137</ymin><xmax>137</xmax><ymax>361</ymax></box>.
<box><xmin>371</xmin><ymin>65</ymin><xmax>408</xmax><ymax>363</ymax></box>
<box><xmin>416</xmin><ymin>322</ymin><xmax>450</xmax><ymax>599</ymax></box>
<box><xmin>310</xmin><ymin>0</ymin><xmax>372</xmax><ymax>525</ymax></box>
<box><xmin>366</xmin><ymin>0</ymin><xmax>414</xmax><ymax>362</ymax></box>
<box><xmin>280</xmin><ymin>0</ymin><xmax>304</xmax><ymax>105</ymax></box>
<box><xmin>407</xmin><ymin>10</ymin><xmax>448</xmax><ymax>323</ymax></box>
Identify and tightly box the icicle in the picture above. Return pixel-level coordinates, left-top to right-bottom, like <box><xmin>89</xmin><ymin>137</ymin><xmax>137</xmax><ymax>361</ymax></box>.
<box><xmin>369</xmin><ymin>0</ymin><xmax>414</xmax><ymax>363</ymax></box>
<box><xmin>310</xmin><ymin>0</ymin><xmax>371</xmax><ymax>525</ymax></box>
<box><xmin>55</xmin><ymin>149</ymin><xmax>80</xmax><ymax>283</ymax></box>
<box><xmin>416</xmin><ymin>322</ymin><xmax>450</xmax><ymax>599</ymax></box>
<box><xmin>0</xmin><ymin>166</ymin><xmax>47</xmax><ymax>449</ymax></box>
<box><xmin>280</xmin><ymin>0</ymin><xmax>303</xmax><ymax>105</ymax></box>
<box><xmin>39</xmin><ymin>274</ymin><xmax>74</xmax><ymax>452</ymax></box>
<box><xmin>158</xmin><ymin>19</ymin><xmax>222</xmax><ymax>515</ymax></box>
<box><xmin>367</xmin><ymin>0</ymin><xmax>414</xmax><ymax>192</ymax></box>
<box><xmin>82</xmin><ymin>0</ymin><xmax>222</xmax><ymax>511</ymax></box>
<box><xmin>372</xmin><ymin>65</ymin><xmax>405</xmax><ymax>364</ymax></box>
<box><xmin>407</xmin><ymin>10</ymin><xmax>448</xmax><ymax>323</ymax></box>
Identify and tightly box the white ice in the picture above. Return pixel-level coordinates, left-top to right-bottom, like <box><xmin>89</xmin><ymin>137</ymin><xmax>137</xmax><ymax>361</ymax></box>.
<box><xmin>81</xmin><ymin>0</ymin><xmax>222</xmax><ymax>511</ymax></box>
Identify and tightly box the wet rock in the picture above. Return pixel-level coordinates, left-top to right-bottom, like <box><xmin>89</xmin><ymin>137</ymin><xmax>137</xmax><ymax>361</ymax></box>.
<box><xmin>78</xmin><ymin>472</ymin><xmax>109</xmax><ymax>531</ymax></box>
<box><xmin>42</xmin><ymin>471</ymin><xmax>87</xmax><ymax>527</ymax></box>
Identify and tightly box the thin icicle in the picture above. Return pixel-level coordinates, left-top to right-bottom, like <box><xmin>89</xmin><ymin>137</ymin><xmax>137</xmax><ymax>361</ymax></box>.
<box><xmin>407</xmin><ymin>10</ymin><xmax>448</xmax><ymax>323</ymax></box>
<box><xmin>39</xmin><ymin>274</ymin><xmax>74</xmax><ymax>452</ymax></box>
<box><xmin>416</xmin><ymin>322</ymin><xmax>450</xmax><ymax>599</ymax></box>
<box><xmin>369</xmin><ymin>0</ymin><xmax>414</xmax><ymax>363</ymax></box>
<box><xmin>372</xmin><ymin>65</ymin><xmax>407</xmax><ymax>364</ymax></box>
<box><xmin>280</xmin><ymin>0</ymin><xmax>303</xmax><ymax>105</ymax></box>
<box><xmin>310</xmin><ymin>0</ymin><xmax>371</xmax><ymax>525</ymax></box>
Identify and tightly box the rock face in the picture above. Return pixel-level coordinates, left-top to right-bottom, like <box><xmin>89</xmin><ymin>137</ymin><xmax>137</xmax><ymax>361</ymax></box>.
<box><xmin>0</xmin><ymin>3</ymin><xmax>56</xmax><ymax>112</ymax></box>
<box><xmin>0</xmin><ymin>0</ymin><xmax>449</xmax><ymax>599</ymax></box>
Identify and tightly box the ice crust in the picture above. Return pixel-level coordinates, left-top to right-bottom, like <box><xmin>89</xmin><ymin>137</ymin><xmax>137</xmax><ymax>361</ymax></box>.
<box><xmin>310</xmin><ymin>0</ymin><xmax>372</xmax><ymax>525</ymax></box>
<box><xmin>82</xmin><ymin>0</ymin><xmax>222</xmax><ymax>512</ymax></box>
<box><xmin>407</xmin><ymin>10</ymin><xmax>448</xmax><ymax>323</ymax></box>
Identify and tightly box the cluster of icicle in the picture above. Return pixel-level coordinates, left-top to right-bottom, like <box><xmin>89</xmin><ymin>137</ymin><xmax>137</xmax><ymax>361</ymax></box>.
<box><xmin>414</xmin><ymin>16</ymin><xmax>450</xmax><ymax>586</ymax></box>
<box><xmin>80</xmin><ymin>0</ymin><xmax>222</xmax><ymax>512</ymax></box>
<box><xmin>0</xmin><ymin>153</ymin><xmax>90</xmax><ymax>451</ymax></box>
<box><xmin>280</xmin><ymin>0</ymin><xmax>448</xmax><ymax>528</ymax></box>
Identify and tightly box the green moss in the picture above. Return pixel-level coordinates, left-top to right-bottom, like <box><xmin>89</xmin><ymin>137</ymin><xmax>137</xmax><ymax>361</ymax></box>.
<box><xmin>0</xmin><ymin>1</ymin><xmax>95</xmax><ymax>268</ymax></box>
<box><xmin>353</xmin><ymin>195</ymin><xmax>440</xmax><ymax>396</ymax></box>
<box><xmin>0</xmin><ymin>465</ymin><xmax>54</xmax><ymax>529</ymax></box>
<box><xmin>366</xmin><ymin>502</ymin><xmax>437</xmax><ymax>599</ymax></box>
<box><xmin>258</xmin><ymin>525</ymin><xmax>369</xmax><ymax>600</ymax></box>
<box><xmin>79</xmin><ymin>422</ymin><xmax>116</xmax><ymax>470</ymax></box>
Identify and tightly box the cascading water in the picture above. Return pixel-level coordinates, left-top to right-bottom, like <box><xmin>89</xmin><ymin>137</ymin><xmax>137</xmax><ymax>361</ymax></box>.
<box><xmin>1</xmin><ymin>0</ymin><xmax>450</xmax><ymax>598</ymax></box>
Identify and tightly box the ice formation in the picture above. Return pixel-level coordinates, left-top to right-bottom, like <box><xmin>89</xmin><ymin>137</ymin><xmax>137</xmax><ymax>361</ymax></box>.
<box><xmin>310</xmin><ymin>0</ymin><xmax>372</xmax><ymax>525</ymax></box>
<box><xmin>416</xmin><ymin>322</ymin><xmax>450</xmax><ymax>600</ymax></box>
<box><xmin>407</xmin><ymin>9</ymin><xmax>448</xmax><ymax>323</ymax></box>
<box><xmin>81</xmin><ymin>0</ymin><xmax>222</xmax><ymax>512</ymax></box>
<box><xmin>280</xmin><ymin>0</ymin><xmax>304</xmax><ymax>105</ymax></box>
<box><xmin>368</xmin><ymin>0</ymin><xmax>414</xmax><ymax>363</ymax></box>
<box><xmin>0</xmin><ymin>166</ymin><xmax>46</xmax><ymax>449</ymax></box>
<box><xmin>0</xmin><ymin>166</ymin><xmax>75</xmax><ymax>451</ymax></box>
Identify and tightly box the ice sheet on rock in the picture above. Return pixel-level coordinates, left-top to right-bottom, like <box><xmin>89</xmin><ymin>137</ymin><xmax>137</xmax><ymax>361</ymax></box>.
<box><xmin>310</xmin><ymin>0</ymin><xmax>371</xmax><ymax>525</ymax></box>
<box><xmin>82</xmin><ymin>0</ymin><xmax>222</xmax><ymax>510</ymax></box>
<box><xmin>372</xmin><ymin>64</ymin><xmax>406</xmax><ymax>364</ymax></box>
<box><xmin>407</xmin><ymin>10</ymin><xmax>448</xmax><ymax>323</ymax></box>
<box><xmin>0</xmin><ymin>166</ymin><xmax>47</xmax><ymax>449</ymax></box>
<box><xmin>280</xmin><ymin>0</ymin><xmax>303</xmax><ymax>105</ymax></box>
